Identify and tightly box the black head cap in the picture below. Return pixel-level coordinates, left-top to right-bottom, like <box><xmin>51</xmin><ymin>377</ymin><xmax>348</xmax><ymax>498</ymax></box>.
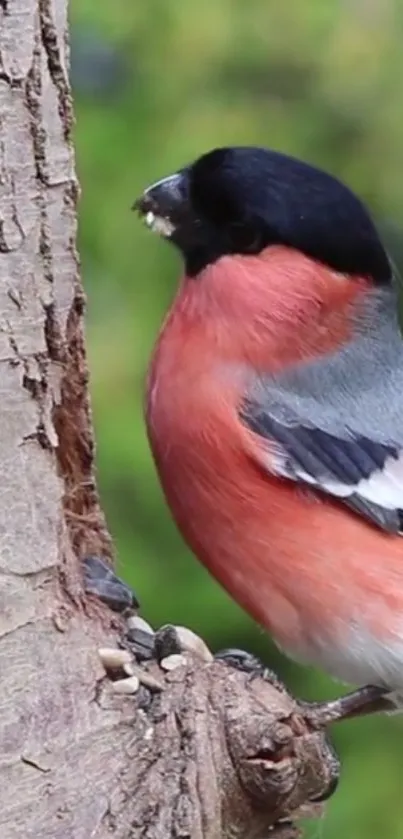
<box><xmin>135</xmin><ymin>146</ymin><xmax>391</xmax><ymax>282</ymax></box>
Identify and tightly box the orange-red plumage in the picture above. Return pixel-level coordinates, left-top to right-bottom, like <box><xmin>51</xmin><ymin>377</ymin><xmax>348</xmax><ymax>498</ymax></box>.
<box><xmin>146</xmin><ymin>247</ymin><xmax>403</xmax><ymax>678</ymax></box>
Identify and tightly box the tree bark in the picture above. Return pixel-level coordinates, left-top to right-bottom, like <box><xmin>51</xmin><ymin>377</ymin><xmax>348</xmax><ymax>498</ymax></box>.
<box><xmin>0</xmin><ymin>1</ymin><xmax>337</xmax><ymax>837</ymax></box>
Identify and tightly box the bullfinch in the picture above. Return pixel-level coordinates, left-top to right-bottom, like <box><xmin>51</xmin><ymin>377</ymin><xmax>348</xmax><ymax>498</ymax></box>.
<box><xmin>134</xmin><ymin>146</ymin><xmax>403</xmax><ymax>722</ymax></box>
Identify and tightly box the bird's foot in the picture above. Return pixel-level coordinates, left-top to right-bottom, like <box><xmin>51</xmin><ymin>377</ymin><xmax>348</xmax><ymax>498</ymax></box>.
<box><xmin>215</xmin><ymin>651</ymin><xmax>392</xmax><ymax>724</ymax></box>
<box><xmin>214</xmin><ymin>647</ymin><xmax>287</xmax><ymax>690</ymax></box>
<box><xmin>214</xmin><ymin>647</ymin><xmax>266</xmax><ymax>674</ymax></box>
<box><xmin>83</xmin><ymin>555</ymin><xmax>140</xmax><ymax>613</ymax></box>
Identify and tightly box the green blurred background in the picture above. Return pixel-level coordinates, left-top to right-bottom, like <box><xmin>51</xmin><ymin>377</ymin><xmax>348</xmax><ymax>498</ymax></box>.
<box><xmin>70</xmin><ymin>1</ymin><xmax>403</xmax><ymax>836</ymax></box>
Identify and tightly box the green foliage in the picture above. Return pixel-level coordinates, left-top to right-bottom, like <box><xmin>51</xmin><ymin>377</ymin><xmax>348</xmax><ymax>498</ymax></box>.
<box><xmin>71</xmin><ymin>1</ymin><xmax>403</xmax><ymax>835</ymax></box>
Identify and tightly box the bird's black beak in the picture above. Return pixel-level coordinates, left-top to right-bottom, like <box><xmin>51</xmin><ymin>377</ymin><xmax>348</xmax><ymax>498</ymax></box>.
<box><xmin>133</xmin><ymin>171</ymin><xmax>189</xmax><ymax>239</ymax></box>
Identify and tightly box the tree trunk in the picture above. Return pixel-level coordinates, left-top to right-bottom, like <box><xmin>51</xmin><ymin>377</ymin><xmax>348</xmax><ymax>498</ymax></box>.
<box><xmin>0</xmin><ymin>1</ymin><xmax>337</xmax><ymax>837</ymax></box>
<box><xmin>0</xmin><ymin>1</ymin><xmax>127</xmax><ymax>835</ymax></box>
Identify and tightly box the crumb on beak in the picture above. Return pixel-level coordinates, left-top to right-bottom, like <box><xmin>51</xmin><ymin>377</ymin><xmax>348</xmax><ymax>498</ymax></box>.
<box><xmin>143</xmin><ymin>209</ymin><xmax>175</xmax><ymax>238</ymax></box>
<box><xmin>133</xmin><ymin>173</ymin><xmax>185</xmax><ymax>239</ymax></box>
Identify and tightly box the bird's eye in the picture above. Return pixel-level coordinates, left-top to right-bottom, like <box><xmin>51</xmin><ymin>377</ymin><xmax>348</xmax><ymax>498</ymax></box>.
<box><xmin>229</xmin><ymin>221</ymin><xmax>263</xmax><ymax>254</ymax></box>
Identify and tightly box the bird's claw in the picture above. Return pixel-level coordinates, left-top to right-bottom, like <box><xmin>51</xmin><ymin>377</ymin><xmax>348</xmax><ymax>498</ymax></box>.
<box><xmin>214</xmin><ymin>648</ymin><xmax>286</xmax><ymax>691</ymax></box>
<box><xmin>214</xmin><ymin>647</ymin><xmax>266</xmax><ymax>674</ymax></box>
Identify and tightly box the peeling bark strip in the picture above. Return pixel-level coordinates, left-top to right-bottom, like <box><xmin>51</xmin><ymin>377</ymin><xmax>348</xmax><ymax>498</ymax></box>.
<box><xmin>38</xmin><ymin>0</ymin><xmax>73</xmax><ymax>138</ymax></box>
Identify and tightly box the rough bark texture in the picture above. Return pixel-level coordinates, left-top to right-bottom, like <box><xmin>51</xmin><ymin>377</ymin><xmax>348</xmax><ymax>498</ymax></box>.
<box><xmin>99</xmin><ymin>649</ymin><xmax>337</xmax><ymax>839</ymax></box>
<box><xmin>0</xmin><ymin>1</ymin><xmax>337</xmax><ymax>838</ymax></box>
<box><xmin>0</xmin><ymin>2</ymin><xmax>122</xmax><ymax>837</ymax></box>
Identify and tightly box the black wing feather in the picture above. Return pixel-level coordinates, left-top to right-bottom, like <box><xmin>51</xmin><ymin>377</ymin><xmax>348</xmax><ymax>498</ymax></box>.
<box><xmin>241</xmin><ymin>399</ymin><xmax>403</xmax><ymax>533</ymax></box>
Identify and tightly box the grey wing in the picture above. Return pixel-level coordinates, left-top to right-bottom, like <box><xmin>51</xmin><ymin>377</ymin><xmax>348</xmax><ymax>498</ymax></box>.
<box><xmin>240</xmin><ymin>287</ymin><xmax>403</xmax><ymax>533</ymax></box>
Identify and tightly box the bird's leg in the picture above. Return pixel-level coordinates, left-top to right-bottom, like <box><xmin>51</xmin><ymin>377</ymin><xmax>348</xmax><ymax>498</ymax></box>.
<box><xmin>83</xmin><ymin>555</ymin><xmax>140</xmax><ymax>613</ymax></box>
<box><xmin>215</xmin><ymin>650</ymin><xmax>395</xmax><ymax>724</ymax></box>
<box><xmin>302</xmin><ymin>684</ymin><xmax>394</xmax><ymax>727</ymax></box>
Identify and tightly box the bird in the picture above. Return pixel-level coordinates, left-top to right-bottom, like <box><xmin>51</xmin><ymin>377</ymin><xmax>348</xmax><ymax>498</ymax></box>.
<box><xmin>134</xmin><ymin>145</ymin><xmax>403</xmax><ymax>722</ymax></box>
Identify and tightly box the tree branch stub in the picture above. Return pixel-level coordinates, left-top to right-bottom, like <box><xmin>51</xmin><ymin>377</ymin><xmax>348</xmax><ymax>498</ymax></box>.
<box><xmin>98</xmin><ymin>635</ymin><xmax>339</xmax><ymax>839</ymax></box>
